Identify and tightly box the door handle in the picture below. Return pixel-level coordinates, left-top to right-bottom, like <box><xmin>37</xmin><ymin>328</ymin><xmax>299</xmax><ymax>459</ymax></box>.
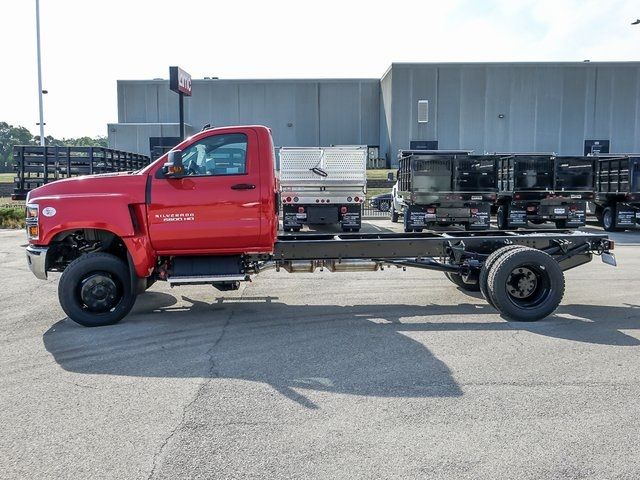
<box><xmin>231</xmin><ymin>183</ymin><xmax>256</xmax><ymax>190</ymax></box>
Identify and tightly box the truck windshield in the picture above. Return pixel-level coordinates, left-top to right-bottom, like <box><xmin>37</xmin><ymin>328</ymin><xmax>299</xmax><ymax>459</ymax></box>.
<box><xmin>411</xmin><ymin>158</ymin><xmax>451</xmax><ymax>192</ymax></box>
<box><xmin>514</xmin><ymin>156</ymin><xmax>553</xmax><ymax>190</ymax></box>
<box><xmin>555</xmin><ymin>157</ymin><xmax>593</xmax><ymax>191</ymax></box>
<box><xmin>454</xmin><ymin>157</ymin><xmax>496</xmax><ymax>191</ymax></box>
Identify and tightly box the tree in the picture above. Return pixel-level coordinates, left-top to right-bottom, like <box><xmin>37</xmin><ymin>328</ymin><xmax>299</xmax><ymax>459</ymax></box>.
<box><xmin>1</xmin><ymin>121</ymin><xmax>109</xmax><ymax>169</ymax></box>
<box><xmin>0</xmin><ymin>122</ymin><xmax>37</xmax><ymax>166</ymax></box>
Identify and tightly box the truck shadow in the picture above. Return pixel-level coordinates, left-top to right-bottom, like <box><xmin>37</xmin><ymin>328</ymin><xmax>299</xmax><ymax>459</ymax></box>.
<box><xmin>43</xmin><ymin>292</ymin><xmax>464</xmax><ymax>409</ymax></box>
<box><xmin>43</xmin><ymin>293</ymin><xmax>640</xmax><ymax>408</ymax></box>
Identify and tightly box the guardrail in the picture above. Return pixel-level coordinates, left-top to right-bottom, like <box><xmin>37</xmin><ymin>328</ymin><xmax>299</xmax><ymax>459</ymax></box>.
<box><xmin>12</xmin><ymin>145</ymin><xmax>150</xmax><ymax>200</ymax></box>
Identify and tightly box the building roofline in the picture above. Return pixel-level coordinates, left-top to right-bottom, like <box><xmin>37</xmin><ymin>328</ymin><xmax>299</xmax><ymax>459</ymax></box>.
<box><xmin>117</xmin><ymin>78</ymin><xmax>379</xmax><ymax>84</ymax></box>
<box><xmin>389</xmin><ymin>61</ymin><xmax>640</xmax><ymax>68</ymax></box>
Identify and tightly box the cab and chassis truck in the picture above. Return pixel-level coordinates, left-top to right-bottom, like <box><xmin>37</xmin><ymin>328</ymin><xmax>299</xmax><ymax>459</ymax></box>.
<box><xmin>24</xmin><ymin>125</ymin><xmax>615</xmax><ymax>327</ymax></box>
<box><xmin>397</xmin><ymin>150</ymin><xmax>497</xmax><ymax>232</ymax></box>
<box><xmin>496</xmin><ymin>154</ymin><xmax>594</xmax><ymax>230</ymax></box>
<box><xmin>594</xmin><ymin>154</ymin><xmax>640</xmax><ymax>231</ymax></box>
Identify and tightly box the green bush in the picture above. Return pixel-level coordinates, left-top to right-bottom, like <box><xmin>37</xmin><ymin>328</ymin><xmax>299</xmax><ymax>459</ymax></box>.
<box><xmin>0</xmin><ymin>206</ymin><xmax>24</xmax><ymax>229</ymax></box>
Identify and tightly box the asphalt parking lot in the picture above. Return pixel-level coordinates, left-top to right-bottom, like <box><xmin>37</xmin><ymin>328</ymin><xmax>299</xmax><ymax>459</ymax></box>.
<box><xmin>2</xmin><ymin>221</ymin><xmax>640</xmax><ymax>479</ymax></box>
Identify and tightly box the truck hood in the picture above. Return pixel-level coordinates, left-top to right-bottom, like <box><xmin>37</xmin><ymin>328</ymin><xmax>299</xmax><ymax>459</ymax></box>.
<box><xmin>27</xmin><ymin>172</ymin><xmax>148</xmax><ymax>204</ymax></box>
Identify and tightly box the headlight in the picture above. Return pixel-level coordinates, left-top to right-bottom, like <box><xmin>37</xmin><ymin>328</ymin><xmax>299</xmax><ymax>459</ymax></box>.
<box><xmin>26</xmin><ymin>204</ymin><xmax>39</xmax><ymax>219</ymax></box>
<box><xmin>26</xmin><ymin>204</ymin><xmax>39</xmax><ymax>240</ymax></box>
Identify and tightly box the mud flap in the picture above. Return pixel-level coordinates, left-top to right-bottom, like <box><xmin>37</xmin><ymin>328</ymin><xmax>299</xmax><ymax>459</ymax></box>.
<box><xmin>283</xmin><ymin>205</ymin><xmax>306</xmax><ymax>228</ymax></box>
<box><xmin>508</xmin><ymin>208</ymin><xmax>528</xmax><ymax>227</ymax></box>
<box><xmin>616</xmin><ymin>205</ymin><xmax>637</xmax><ymax>229</ymax></box>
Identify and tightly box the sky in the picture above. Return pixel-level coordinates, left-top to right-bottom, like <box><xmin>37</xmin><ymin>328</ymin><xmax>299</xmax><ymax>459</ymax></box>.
<box><xmin>1</xmin><ymin>0</ymin><xmax>639</xmax><ymax>139</ymax></box>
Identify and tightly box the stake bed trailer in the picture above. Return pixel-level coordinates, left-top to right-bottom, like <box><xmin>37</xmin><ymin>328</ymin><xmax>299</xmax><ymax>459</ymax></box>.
<box><xmin>24</xmin><ymin>125</ymin><xmax>615</xmax><ymax>328</ymax></box>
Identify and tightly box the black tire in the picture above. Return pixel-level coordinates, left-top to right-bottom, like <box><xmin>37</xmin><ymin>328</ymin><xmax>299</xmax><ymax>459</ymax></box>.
<box><xmin>529</xmin><ymin>219</ymin><xmax>546</xmax><ymax>225</ymax></box>
<box><xmin>391</xmin><ymin>205</ymin><xmax>399</xmax><ymax>223</ymax></box>
<box><xmin>379</xmin><ymin>201</ymin><xmax>390</xmax><ymax>212</ymax></box>
<box><xmin>58</xmin><ymin>252</ymin><xmax>137</xmax><ymax>327</ymax></box>
<box><xmin>487</xmin><ymin>248</ymin><xmax>565</xmax><ymax>322</ymax></box>
<box><xmin>444</xmin><ymin>272</ymin><xmax>481</xmax><ymax>292</ymax></box>
<box><xmin>554</xmin><ymin>220</ymin><xmax>567</xmax><ymax>229</ymax></box>
<box><xmin>496</xmin><ymin>205</ymin><xmax>509</xmax><ymax>230</ymax></box>
<box><xmin>293</xmin><ymin>227</ymin><xmax>302</xmax><ymax>232</ymax></box>
<box><xmin>602</xmin><ymin>206</ymin><xmax>617</xmax><ymax>232</ymax></box>
<box><xmin>479</xmin><ymin>245</ymin><xmax>532</xmax><ymax>308</ymax></box>
<box><xmin>283</xmin><ymin>226</ymin><xmax>292</xmax><ymax>232</ymax></box>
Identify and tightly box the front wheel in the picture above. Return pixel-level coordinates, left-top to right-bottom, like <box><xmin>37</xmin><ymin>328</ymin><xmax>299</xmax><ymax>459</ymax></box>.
<box><xmin>58</xmin><ymin>253</ymin><xmax>137</xmax><ymax>327</ymax></box>
<box><xmin>486</xmin><ymin>248</ymin><xmax>565</xmax><ymax>321</ymax></box>
<box><xmin>379</xmin><ymin>201</ymin><xmax>390</xmax><ymax>212</ymax></box>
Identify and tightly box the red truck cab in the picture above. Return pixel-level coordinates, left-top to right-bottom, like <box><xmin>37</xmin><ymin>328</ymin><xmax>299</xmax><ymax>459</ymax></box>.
<box><xmin>26</xmin><ymin>125</ymin><xmax>278</xmax><ymax>325</ymax></box>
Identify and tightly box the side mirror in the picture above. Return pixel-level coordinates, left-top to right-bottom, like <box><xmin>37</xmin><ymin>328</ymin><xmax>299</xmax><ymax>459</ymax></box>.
<box><xmin>162</xmin><ymin>150</ymin><xmax>184</xmax><ymax>177</ymax></box>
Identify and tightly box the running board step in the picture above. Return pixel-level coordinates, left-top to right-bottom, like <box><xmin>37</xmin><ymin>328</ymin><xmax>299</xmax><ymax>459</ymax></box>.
<box><xmin>167</xmin><ymin>274</ymin><xmax>249</xmax><ymax>286</ymax></box>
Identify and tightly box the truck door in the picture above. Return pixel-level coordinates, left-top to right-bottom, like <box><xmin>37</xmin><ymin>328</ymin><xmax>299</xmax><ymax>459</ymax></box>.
<box><xmin>147</xmin><ymin>130</ymin><xmax>261</xmax><ymax>252</ymax></box>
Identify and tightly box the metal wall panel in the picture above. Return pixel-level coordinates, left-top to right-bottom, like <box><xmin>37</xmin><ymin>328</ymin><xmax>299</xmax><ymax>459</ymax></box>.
<box><xmin>116</xmin><ymin>79</ymin><xmax>379</xmax><ymax>151</ymax></box>
<box><xmin>113</xmin><ymin>63</ymin><xmax>640</xmax><ymax>165</ymax></box>
<box><xmin>385</xmin><ymin>63</ymin><xmax>640</xmax><ymax>165</ymax></box>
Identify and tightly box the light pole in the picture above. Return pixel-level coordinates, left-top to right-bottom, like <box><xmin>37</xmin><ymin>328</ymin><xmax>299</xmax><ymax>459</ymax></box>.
<box><xmin>35</xmin><ymin>0</ymin><xmax>45</xmax><ymax>146</ymax></box>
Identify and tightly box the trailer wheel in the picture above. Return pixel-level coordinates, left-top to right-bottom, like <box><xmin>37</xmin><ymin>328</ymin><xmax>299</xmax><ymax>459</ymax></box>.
<box><xmin>391</xmin><ymin>205</ymin><xmax>399</xmax><ymax>223</ymax></box>
<box><xmin>479</xmin><ymin>245</ymin><xmax>532</xmax><ymax>308</ymax></box>
<box><xmin>602</xmin><ymin>207</ymin><xmax>617</xmax><ymax>232</ymax></box>
<box><xmin>496</xmin><ymin>205</ymin><xmax>509</xmax><ymax>230</ymax></box>
<box><xmin>58</xmin><ymin>252</ymin><xmax>137</xmax><ymax>327</ymax></box>
<box><xmin>444</xmin><ymin>272</ymin><xmax>480</xmax><ymax>292</ymax></box>
<box><xmin>487</xmin><ymin>248</ymin><xmax>565</xmax><ymax>322</ymax></box>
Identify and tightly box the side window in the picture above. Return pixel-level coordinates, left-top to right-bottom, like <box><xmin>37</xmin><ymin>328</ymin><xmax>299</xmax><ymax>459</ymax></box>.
<box><xmin>180</xmin><ymin>133</ymin><xmax>248</xmax><ymax>176</ymax></box>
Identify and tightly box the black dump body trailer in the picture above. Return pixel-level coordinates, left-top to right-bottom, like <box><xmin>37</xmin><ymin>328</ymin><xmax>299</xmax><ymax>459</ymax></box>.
<box><xmin>398</xmin><ymin>150</ymin><xmax>497</xmax><ymax>232</ymax></box>
<box><xmin>594</xmin><ymin>155</ymin><xmax>640</xmax><ymax>231</ymax></box>
<box><xmin>496</xmin><ymin>154</ymin><xmax>594</xmax><ymax>229</ymax></box>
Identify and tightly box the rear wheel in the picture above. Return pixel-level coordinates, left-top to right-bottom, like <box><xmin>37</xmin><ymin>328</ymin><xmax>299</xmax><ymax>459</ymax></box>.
<box><xmin>444</xmin><ymin>271</ymin><xmax>480</xmax><ymax>292</ymax></box>
<box><xmin>486</xmin><ymin>248</ymin><xmax>565</xmax><ymax>321</ymax></box>
<box><xmin>379</xmin><ymin>201</ymin><xmax>390</xmax><ymax>212</ymax></box>
<box><xmin>391</xmin><ymin>205</ymin><xmax>399</xmax><ymax>223</ymax></box>
<box><xmin>496</xmin><ymin>205</ymin><xmax>509</xmax><ymax>230</ymax></box>
<box><xmin>602</xmin><ymin>206</ymin><xmax>617</xmax><ymax>232</ymax></box>
<box><xmin>479</xmin><ymin>245</ymin><xmax>532</xmax><ymax>308</ymax></box>
<box><xmin>554</xmin><ymin>220</ymin><xmax>567</xmax><ymax>229</ymax></box>
<box><xmin>58</xmin><ymin>253</ymin><xmax>137</xmax><ymax>327</ymax></box>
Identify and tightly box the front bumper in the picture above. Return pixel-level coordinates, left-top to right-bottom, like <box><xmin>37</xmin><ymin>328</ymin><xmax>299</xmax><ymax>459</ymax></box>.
<box><xmin>26</xmin><ymin>245</ymin><xmax>48</xmax><ymax>280</ymax></box>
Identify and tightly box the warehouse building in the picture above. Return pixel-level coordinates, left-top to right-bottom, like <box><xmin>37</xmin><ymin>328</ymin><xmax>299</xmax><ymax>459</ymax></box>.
<box><xmin>108</xmin><ymin>62</ymin><xmax>640</xmax><ymax>166</ymax></box>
